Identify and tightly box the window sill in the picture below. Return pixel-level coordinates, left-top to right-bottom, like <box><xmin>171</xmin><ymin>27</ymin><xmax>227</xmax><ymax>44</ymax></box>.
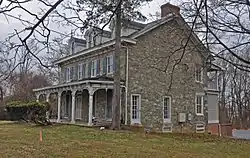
<box><xmin>195</xmin><ymin>81</ymin><xmax>204</xmax><ymax>84</ymax></box>
<box><xmin>107</xmin><ymin>72</ymin><xmax>113</xmax><ymax>75</ymax></box>
<box><xmin>130</xmin><ymin>122</ymin><xmax>141</xmax><ymax>125</ymax></box>
<box><xmin>163</xmin><ymin>119</ymin><xmax>172</xmax><ymax>123</ymax></box>
<box><xmin>196</xmin><ymin>113</ymin><xmax>204</xmax><ymax>116</ymax></box>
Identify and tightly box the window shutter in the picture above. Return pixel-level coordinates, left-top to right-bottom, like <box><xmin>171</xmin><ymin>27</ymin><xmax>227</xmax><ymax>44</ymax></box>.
<box><xmin>112</xmin><ymin>55</ymin><xmax>115</xmax><ymax>72</ymax></box>
<box><xmin>82</xmin><ymin>64</ymin><xmax>85</xmax><ymax>79</ymax></box>
<box><xmin>64</xmin><ymin>68</ymin><xmax>67</xmax><ymax>82</ymax></box>
<box><xmin>75</xmin><ymin>65</ymin><xmax>78</xmax><ymax>80</ymax></box>
<box><xmin>99</xmin><ymin>58</ymin><xmax>103</xmax><ymax>75</ymax></box>
<box><xmin>70</xmin><ymin>66</ymin><xmax>74</xmax><ymax>81</ymax></box>
<box><xmin>88</xmin><ymin>62</ymin><xmax>91</xmax><ymax>78</ymax></box>
<box><xmin>103</xmin><ymin>57</ymin><xmax>107</xmax><ymax>75</ymax></box>
<box><xmin>96</xmin><ymin>59</ymin><xmax>100</xmax><ymax>76</ymax></box>
<box><xmin>60</xmin><ymin>68</ymin><xmax>64</xmax><ymax>83</ymax></box>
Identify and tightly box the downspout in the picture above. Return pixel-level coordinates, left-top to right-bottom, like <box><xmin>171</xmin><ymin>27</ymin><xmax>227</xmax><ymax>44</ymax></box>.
<box><xmin>122</xmin><ymin>45</ymin><xmax>129</xmax><ymax>125</ymax></box>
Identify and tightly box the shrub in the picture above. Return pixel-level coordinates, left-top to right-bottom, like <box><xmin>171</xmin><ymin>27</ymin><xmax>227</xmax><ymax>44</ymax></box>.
<box><xmin>6</xmin><ymin>101</ymin><xmax>51</xmax><ymax>125</ymax></box>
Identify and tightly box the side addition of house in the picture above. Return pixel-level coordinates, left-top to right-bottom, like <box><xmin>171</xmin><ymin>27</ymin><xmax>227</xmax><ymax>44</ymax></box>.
<box><xmin>34</xmin><ymin>3</ymin><xmax>221</xmax><ymax>133</ymax></box>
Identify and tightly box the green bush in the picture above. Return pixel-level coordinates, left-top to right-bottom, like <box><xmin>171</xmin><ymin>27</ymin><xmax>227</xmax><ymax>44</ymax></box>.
<box><xmin>6</xmin><ymin>101</ymin><xmax>51</xmax><ymax>125</ymax></box>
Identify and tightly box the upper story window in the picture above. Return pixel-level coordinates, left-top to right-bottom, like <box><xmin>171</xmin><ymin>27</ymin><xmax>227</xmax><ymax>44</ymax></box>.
<box><xmin>78</xmin><ymin>64</ymin><xmax>82</xmax><ymax>80</ymax></box>
<box><xmin>91</xmin><ymin>60</ymin><xmax>97</xmax><ymax>77</ymax></box>
<box><xmin>82</xmin><ymin>63</ymin><xmax>87</xmax><ymax>78</ymax></box>
<box><xmin>196</xmin><ymin>95</ymin><xmax>204</xmax><ymax>115</ymax></box>
<box><xmin>78</xmin><ymin>63</ymin><xmax>87</xmax><ymax>80</ymax></box>
<box><xmin>66</xmin><ymin>66</ymin><xmax>73</xmax><ymax>82</ymax></box>
<box><xmin>107</xmin><ymin>55</ymin><xmax>114</xmax><ymax>74</ymax></box>
<box><xmin>207</xmin><ymin>71</ymin><xmax>218</xmax><ymax>90</ymax></box>
<box><xmin>195</xmin><ymin>66</ymin><xmax>203</xmax><ymax>83</ymax></box>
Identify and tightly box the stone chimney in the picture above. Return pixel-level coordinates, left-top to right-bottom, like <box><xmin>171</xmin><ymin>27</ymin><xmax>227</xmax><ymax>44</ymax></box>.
<box><xmin>161</xmin><ymin>3</ymin><xmax>180</xmax><ymax>17</ymax></box>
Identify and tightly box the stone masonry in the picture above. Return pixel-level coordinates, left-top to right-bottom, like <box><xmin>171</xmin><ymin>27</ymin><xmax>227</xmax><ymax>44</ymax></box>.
<box><xmin>126</xmin><ymin>17</ymin><xmax>209</xmax><ymax>132</ymax></box>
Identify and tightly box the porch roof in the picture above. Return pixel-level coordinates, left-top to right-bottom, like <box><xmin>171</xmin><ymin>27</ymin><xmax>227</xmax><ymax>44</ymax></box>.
<box><xmin>33</xmin><ymin>77</ymin><xmax>125</xmax><ymax>93</ymax></box>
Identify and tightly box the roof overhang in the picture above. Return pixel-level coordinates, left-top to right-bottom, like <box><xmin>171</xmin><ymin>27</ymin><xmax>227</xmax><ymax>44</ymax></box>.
<box><xmin>33</xmin><ymin>79</ymin><xmax>125</xmax><ymax>92</ymax></box>
<box><xmin>54</xmin><ymin>37</ymin><xmax>136</xmax><ymax>65</ymax></box>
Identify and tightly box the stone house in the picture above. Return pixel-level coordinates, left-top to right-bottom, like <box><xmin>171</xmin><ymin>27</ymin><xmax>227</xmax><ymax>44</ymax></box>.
<box><xmin>34</xmin><ymin>3</ymin><xmax>221</xmax><ymax>133</ymax></box>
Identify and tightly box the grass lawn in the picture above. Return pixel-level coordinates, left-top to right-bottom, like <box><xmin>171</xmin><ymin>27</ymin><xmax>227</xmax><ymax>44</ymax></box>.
<box><xmin>0</xmin><ymin>123</ymin><xmax>249</xmax><ymax>158</ymax></box>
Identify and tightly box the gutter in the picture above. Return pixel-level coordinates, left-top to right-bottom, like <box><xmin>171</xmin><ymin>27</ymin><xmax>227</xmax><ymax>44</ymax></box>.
<box><xmin>122</xmin><ymin>45</ymin><xmax>129</xmax><ymax>125</ymax></box>
<box><xmin>54</xmin><ymin>38</ymin><xmax>136</xmax><ymax>65</ymax></box>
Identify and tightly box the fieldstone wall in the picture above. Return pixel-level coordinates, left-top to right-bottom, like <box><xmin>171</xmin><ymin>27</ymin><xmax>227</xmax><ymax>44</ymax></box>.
<box><xmin>95</xmin><ymin>89</ymin><xmax>106</xmax><ymax>119</ymax></box>
<box><xmin>127</xmin><ymin>17</ymin><xmax>208</xmax><ymax>132</ymax></box>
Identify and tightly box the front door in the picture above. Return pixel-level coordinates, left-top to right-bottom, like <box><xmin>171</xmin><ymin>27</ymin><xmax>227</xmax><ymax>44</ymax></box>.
<box><xmin>75</xmin><ymin>95</ymin><xmax>82</xmax><ymax>120</ymax></box>
<box><xmin>131</xmin><ymin>94</ymin><xmax>141</xmax><ymax>124</ymax></box>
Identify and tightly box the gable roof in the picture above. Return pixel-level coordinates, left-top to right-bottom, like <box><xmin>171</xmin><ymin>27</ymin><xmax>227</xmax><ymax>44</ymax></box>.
<box><xmin>55</xmin><ymin>12</ymin><xmax>211</xmax><ymax>65</ymax></box>
<box><xmin>129</xmin><ymin>13</ymin><xmax>211</xmax><ymax>59</ymax></box>
<box><xmin>130</xmin><ymin>13</ymin><xmax>176</xmax><ymax>38</ymax></box>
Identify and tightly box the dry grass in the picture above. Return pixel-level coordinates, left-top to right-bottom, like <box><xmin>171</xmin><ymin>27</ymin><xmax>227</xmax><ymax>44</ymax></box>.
<box><xmin>0</xmin><ymin>123</ymin><xmax>249</xmax><ymax>158</ymax></box>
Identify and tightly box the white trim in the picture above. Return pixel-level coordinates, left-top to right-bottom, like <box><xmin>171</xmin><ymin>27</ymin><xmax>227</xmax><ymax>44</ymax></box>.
<box><xmin>130</xmin><ymin>94</ymin><xmax>141</xmax><ymax>124</ymax></box>
<box><xmin>91</xmin><ymin>60</ymin><xmax>97</xmax><ymax>77</ymax></box>
<box><xmin>195</xmin><ymin>95</ymin><xmax>204</xmax><ymax>116</ymax></box>
<box><xmin>208</xmin><ymin>120</ymin><xmax>219</xmax><ymax>124</ymax></box>
<box><xmin>132</xmin><ymin>14</ymin><xmax>175</xmax><ymax>38</ymax></box>
<box><xmin>163</xmin><ymin>96</ymin><xmax>171</xmax><ymax>123</ymax></box>
<box><xmin>196</xmin><ymin>113</ymin><xmax>204</xmax><ymax>116</ymax></box>
<box><xmin>207</xmin><ymin>89</ymin><xmax>220</xmax><ymax>94</ymax></box>
<box><xmin>54</xmin><ymin>38</ymin><xmax>136</xmax><ymax>65</ymax></box>
<box><xmin>196</xmin><ymin>92</ymin><xmax>205</xmax><ymax>96</ymax></box>
<box><xmin>33</xmin><ymin>80</ymin><xmax>124</xmax><ymax>92</ymax></box>
<box><xmin>196</xmin><ymin>123</ymin><xmax>205</xmax><ymax>133</ymax></box>
<box><xmin>195</xmin><ymin>66</ymin><xmax>203</xmax><ymax>83</ymax></box>
<box><xmin>107</xmin><ymin>55</ymin><xmax>114</xmax><ymax>74</ymax></box>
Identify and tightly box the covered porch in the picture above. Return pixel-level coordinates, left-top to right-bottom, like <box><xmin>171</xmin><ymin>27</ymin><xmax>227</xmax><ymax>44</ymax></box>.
<box><xmin>33</xmin><ymin>79</ymin><xmax>126</xmax><ymax>126</ymax></box>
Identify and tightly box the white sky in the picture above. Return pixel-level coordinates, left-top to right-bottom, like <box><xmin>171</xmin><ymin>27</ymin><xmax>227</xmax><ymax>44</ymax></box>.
<box><xmin>0</xmin><ymin>0</ymin><xmax>177</xmax><ymax>41</ymax></box>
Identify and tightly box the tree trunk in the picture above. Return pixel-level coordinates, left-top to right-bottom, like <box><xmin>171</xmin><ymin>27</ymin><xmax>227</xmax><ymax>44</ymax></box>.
<box><xmin>111</xmin><ymin>0</ymin><xmax>122</xmax><ymax>130</ymax></box>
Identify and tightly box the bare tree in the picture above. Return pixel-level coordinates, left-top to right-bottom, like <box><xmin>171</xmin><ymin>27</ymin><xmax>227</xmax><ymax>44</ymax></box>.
<box><xmin>178</xmin><ymin>0</ymin><xmax>250</xmax><ymax>125</ymax></box>
<box><xmin>0</xmin><ymin>0</ymin><xmax>152</xmax><ymax>129</ymax></box>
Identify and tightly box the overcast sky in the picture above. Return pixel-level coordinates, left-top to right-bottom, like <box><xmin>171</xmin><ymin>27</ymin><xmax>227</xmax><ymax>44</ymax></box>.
<box><xmin>0</xmin><ymin>0</ymin><xmax>180</xmax><ymax>41</ymax></box>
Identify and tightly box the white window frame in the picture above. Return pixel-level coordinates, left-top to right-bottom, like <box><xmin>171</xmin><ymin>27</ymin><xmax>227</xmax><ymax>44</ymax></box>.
<box><xmin>91</xmin><ymin>60</ymin><xmax>97</xmax><ymax>77</ymax></box>
<box><xmin>163</xmin><ymin>96</ymin><xmax>171</xmax><ymax>123</ymax></box>
<box><xmin>107</xmin><ymin>55</ymin><xmax>113</xmax><ymax>74</ymax></box>
<box><xmin>66</xmin><ymin>67</ymin><xmax>71</xmax><ymax>82</ymax></box>
<box><xmin>195</xmin><ymin>66</ymin><xmax>203</xmax><ymax>83</ymax></box>
<box><xmin>78</xmin><ymin>64</ymin><xmax>82</xmax><ymax>80</ymax></box>
<box><xmin>195</xmin><ymin>94</ymin><xmax>204</xmax><ymax>116</ymax></box>
<box><xmin>130</xmin><ymin>94</ymin><xmax>141</xmax><ymax>124</ymax></box>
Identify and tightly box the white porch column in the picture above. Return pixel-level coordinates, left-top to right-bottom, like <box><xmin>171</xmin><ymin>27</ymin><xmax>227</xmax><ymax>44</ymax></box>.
<box><xmin>57</xmin><ymin>91</ymin><xmax>62</xmax><ymax>123</ymax></box>
<box><xmin>36</xmin><ymin>94</ymin><xmax>40</xmax><ymax>102</ymax></box>
<box><xmin>71</xmin><ymin>90</ymin><xmax>77</xmax><ymax>123</ymax></box>
<box><xmin>46</xmin><ymin>93</ymin><xmax>50</xmax><ymax>102</ymax></box>
<box><xmin>88</xmin><ymin>89</ymin><xmax>94</xmax><ymax>126</ymax></box>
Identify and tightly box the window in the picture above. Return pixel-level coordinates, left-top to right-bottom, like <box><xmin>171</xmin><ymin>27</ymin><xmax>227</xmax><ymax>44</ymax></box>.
<box><xmin>82</xmin><ymin>63</ymin><xmax>86</xmax><ymax>78</ymax></box>
<box><xmin>91</xmin><ymin>60</ymin><xmax>97</xmax><ymax>77</ymax></box>
<box><xmin>131</xmin><ymin>94</ymin><xmax>141</xmax><ymax>124</ymax></box>
<box><xmin>195</xmin><ymin>66</ymin><xmax>203</xmax><ymax>82</ymax></box>
<box><xmin>163</xmin><ymin>96</ymin><xmax>171</xmax><ymax>122</ymax></box>
<box><xmin>196</xmin><ymin>95</ymin><xmax>204</xmax><ymax>115</ymax></box>
<box><xmin>66</xmin><ymin>67</ymin><xmax>70</xmax><ymax>82</ymax></box>
<box><xmin>100</xmin><ymin>58</ymin><xmax>103</xmax><ymax>75</ymax></box>
<box><xmin>66</xmin><ymin>67</ymin><xmax>73</xmax><ymax>82</ymax></box>
<box><xmin>78</xmin><ymin>64</ymin><xmax>82</xmax><ymax>80</ymax></box>
<box><xmin>107</xmin><ymin>55</ymin><xmax>113</xmax><ymax>74</ymax></box>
